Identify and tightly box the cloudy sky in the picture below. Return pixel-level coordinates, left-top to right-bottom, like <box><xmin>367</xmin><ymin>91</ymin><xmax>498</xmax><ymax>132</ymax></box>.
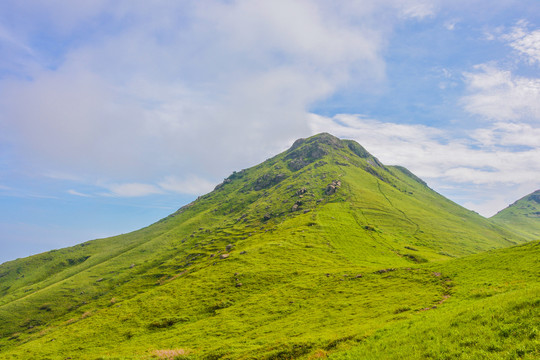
<box><xmin>0</xmin><ymin>0</ymin><xmax>539</xmax><ymax>263</ymax></box>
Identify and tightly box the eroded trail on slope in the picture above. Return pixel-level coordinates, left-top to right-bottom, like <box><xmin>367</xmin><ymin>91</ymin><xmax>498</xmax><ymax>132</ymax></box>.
<box><xmin>376</xmin><ymin>180</ymin><xmax>421</xmax><ymax>237</ymax></box>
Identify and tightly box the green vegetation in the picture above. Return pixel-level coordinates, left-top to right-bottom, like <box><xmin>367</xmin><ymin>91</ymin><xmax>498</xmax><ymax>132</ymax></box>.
<box><xmin>0</xmin><ymin>133</ymin><xmax>537</xmax><ymax>359</ymax></box>
<box><xmin>331</xmin><ymin>240</ymin><xmax>540</xmax><ymax>360</ymax></box>
<box><xmin>491</xmin><ymin>190</ymin><xmax>540</xmax><ymax>240</ymax></box>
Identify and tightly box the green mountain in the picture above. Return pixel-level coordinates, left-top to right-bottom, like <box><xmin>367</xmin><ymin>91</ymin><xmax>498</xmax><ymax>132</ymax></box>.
<box><xmin>491</xmin><ymin>190</ymin><xmax>540</xmax><ymax>240</ymax></box>
<box><xmin>0</xmin><ymin>133</ymin><xmax>537</xmax><ymax>359</ymax></box>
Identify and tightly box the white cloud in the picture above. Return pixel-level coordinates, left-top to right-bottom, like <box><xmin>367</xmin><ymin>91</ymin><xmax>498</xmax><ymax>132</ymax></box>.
<box><xmin>502</xmin><ymin>20</ymin><xmax>540</xmax><ymax>65</ymax></box>
<box><xmin>158</xmin><ymin>175</ymin><xmax>216</xmax><ymax>195</ymax></box>
<box><xmin>394</xmin><ymin>0</ymin><xmax>436</xmax><ymax>19</ymax></box>
<box><xmin>102</xmin><ymin>183</ymin><xmax>163</xmax><ymax>197</ymax></box>
<box><xmin>2</xmin><ymin>0</ymin><xmax>415</xmax><ymax>187</ymax></box>
<box><xmin>461</xmin><ymin>64</ymin><xmax>540</xmax><ymax>122</ymax></box>
<box><xmin>67</xmin><ymin>189</ymin><xmax>92</xmax><ymax>197</ymax></box>
<box><xmin>471</xmin><ymin>122</ymin><xmax>540</xmax><ymax>148</ymax></box>
<box><xmin>95</xmin><ymin>175</ymin><xmax>217</xmax><ymax>198</ymax></box>
<box><xmin>444</xmin><ymin>19</ymin><xmax>459</xmax><ymax>31</ymax></box>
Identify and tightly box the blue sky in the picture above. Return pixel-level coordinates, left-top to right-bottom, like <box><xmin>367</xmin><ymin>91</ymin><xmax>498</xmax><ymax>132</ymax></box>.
<box><xmin>0</xmin><ymin>0</ymin><xmax>539</xmax><ymax>264</ymax></box>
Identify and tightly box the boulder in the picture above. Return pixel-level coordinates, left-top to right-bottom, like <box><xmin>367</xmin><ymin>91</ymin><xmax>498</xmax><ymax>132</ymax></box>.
<box><xmin>325</xmin><ymin>180</ymin><xmax>341</xmax><ymax>195</ymax></box>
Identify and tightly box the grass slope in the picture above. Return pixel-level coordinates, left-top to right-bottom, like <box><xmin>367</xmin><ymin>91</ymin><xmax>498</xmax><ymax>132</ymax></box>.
<box><xmin>491</xmin><ymin>190</ymin><xmax>540</xmax><ymax>241</ymax></box>
<box><xmin>0</xmin><ymin>133</ymin><xmax>533</xmax><ymax>359</ymax></box>
<box><xmin>331</xmin><ymin>240</ymin><xmax>540</xmax><ymax>360</ymax></box>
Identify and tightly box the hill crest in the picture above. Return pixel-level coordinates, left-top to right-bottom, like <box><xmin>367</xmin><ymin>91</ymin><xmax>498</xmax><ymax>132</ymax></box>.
<box><xmin>491</xmin><ymin>189</ymin><xmax>540</xmax><ymax>240</ymax></box>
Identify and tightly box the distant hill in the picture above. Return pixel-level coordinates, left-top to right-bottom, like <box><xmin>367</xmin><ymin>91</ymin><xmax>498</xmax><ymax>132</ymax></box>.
<box><xmin>491</xmin><ymin>190</ymin><xmax>540</xmax><ymax>240</ymax></box>
<box><xmin>0</xmin><ymin>133</ymin><xmax>535</xmax><ymax>359</ymax></box>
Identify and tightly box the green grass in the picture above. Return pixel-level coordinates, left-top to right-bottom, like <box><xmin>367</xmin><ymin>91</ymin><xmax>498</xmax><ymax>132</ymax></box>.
<box><xmin>330</xmin><ymin>240</ymin><xmax>540</xmax><ymax>360</ymax></box>
<box><xmin>0</xmin><ymin>133</ymin><xmax>536</xmax><ymax>359</ymax></box>
<box><xmin>491</xmin><ymin>190</ymin><xmax>540</xmax><ymax>241</ymax></box>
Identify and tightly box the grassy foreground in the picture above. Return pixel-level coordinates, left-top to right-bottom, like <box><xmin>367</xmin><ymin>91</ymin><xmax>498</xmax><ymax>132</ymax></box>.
<box><xmin>331</xmin><ymin>240</ymin><xmax>540</xmax><ymax>360</ymax></box>
<box><xmin>2</xmin><ymin>240</ymin><xmax>538</xmax><ymax>359</ymax></box>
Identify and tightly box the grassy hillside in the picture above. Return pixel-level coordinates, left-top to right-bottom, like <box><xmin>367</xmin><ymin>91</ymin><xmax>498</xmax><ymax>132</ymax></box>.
<box><xmin>331</xmin><ymin>240</ymin><xmax>540</xmax><ymax>360</ymax></box>
<box><xmin>491</xmin><ymin>190</ymin><xmax>540</xmax><ymax>240</ymax></box>
<box><xmin>0</xmin><ymin>133</ymin><xmax>534</xmax><ymax>359</ymax></box>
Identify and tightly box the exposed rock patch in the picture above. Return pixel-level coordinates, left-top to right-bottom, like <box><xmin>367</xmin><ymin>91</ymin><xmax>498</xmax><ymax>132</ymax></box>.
<box><xmin>253</xmin><ymin>173</ymin><xmax>287</xmax><ymax>191</ymax></box>
<box><xmin>287</xmin><ymin>158</ymin><xmax>309</xmax><ymax>171</ymax></box>
<box><xmin>285</xmin><ymin>135</ymin><xmax>343</xmax><ymax>171</ymax></box>
<box><xmin>214</xmin><ymin>178</ymin><xmax>231</xmax><ymax>191</ymax></box>
<box><xmin>528</xmin><ymin>192</ymin><xmax>540</xmax><ymax>204</ymax></box>
<box><xmin>325</xmin><ymin>180</ymin><xmax>341</xmax><ymax>195</ymax></box>
<box><xmin>374</xmin><ymin>268</ymin><xmax>396</xmax><ymax>274</ymax></box>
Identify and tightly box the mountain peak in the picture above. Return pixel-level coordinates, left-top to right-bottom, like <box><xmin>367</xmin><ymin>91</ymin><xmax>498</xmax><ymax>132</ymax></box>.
<box><xmin>285</xmin><ymin>133</ymin><xmax>381</xmax><ymax>172</ymax></box>
<box><xmin>288</xmin><ymin>132</ymin><xmax>343</xmax><ymax>151</ymax></box>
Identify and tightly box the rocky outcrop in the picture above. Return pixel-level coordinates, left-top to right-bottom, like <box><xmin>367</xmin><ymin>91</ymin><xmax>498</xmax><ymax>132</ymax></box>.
<box><xmin>285</xmin><ymin>134</ymin><xmax>343</xmax><ymax>171</ymax></box>
<box><xmin>253</xmin><ymin>173</ymin><xmax>287</xmax><ymax>191</ymax></box>
<box><xmin>325</xmin><ymin>180</ymin><xmax>341</xmax><ymax>195</ymax></box>
<box><xmin>528</xmin><ymin>191</ymin><xmax>540</xmax><ymax>204</ymax></box>
<box><xmin>214</xmin><ymin>179</ymin><xmax>230</xmax><ymax>190</ymax></box>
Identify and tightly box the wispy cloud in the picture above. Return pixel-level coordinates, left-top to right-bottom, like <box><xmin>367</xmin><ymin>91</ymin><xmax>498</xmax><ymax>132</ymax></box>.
<box><xmin>158</xmin><ymin>175</ymin><xmax>216</xmax><ymax>196</ymax></box>
<box><xmin>395</xmin><ymin>0</ymin><xmax>436</xmax><ymax>20</ymax></box>
<box><xmin>461</xmin><ymin>64</ymin><xmax>540</xmax><ymax>122</ymax></box>
<box><xmin>444</xmin><ymin>19</ymin><xmax>459</xmax><ymax>31</ymax></box>
<box><xmin>0</xmin><ymin>23</ymin><xmax>34</xmax><ymax>55</ymax></box>
<box><xmin>472</xmin><ymin>122</ymin><xmax>540</xmax><ymax>148</ymax></box>
<box><xmin>95</xmin><ymin>175</ymin><xmax>217</xmax><ymax>198</ymax></box>
<box><xmin>101</xmin><ymin>183</ymin><xmax>163</xmax><ymax>197</ymax></box>
<box><xmin>502</xmin><ymin>20</ymin><xmax>540</xmax><ymax>65</ymax></box>
<box><xmin>67</xmin><ymin>189</ymin><xmax>92</xmax><ymax>197</ymax></box>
